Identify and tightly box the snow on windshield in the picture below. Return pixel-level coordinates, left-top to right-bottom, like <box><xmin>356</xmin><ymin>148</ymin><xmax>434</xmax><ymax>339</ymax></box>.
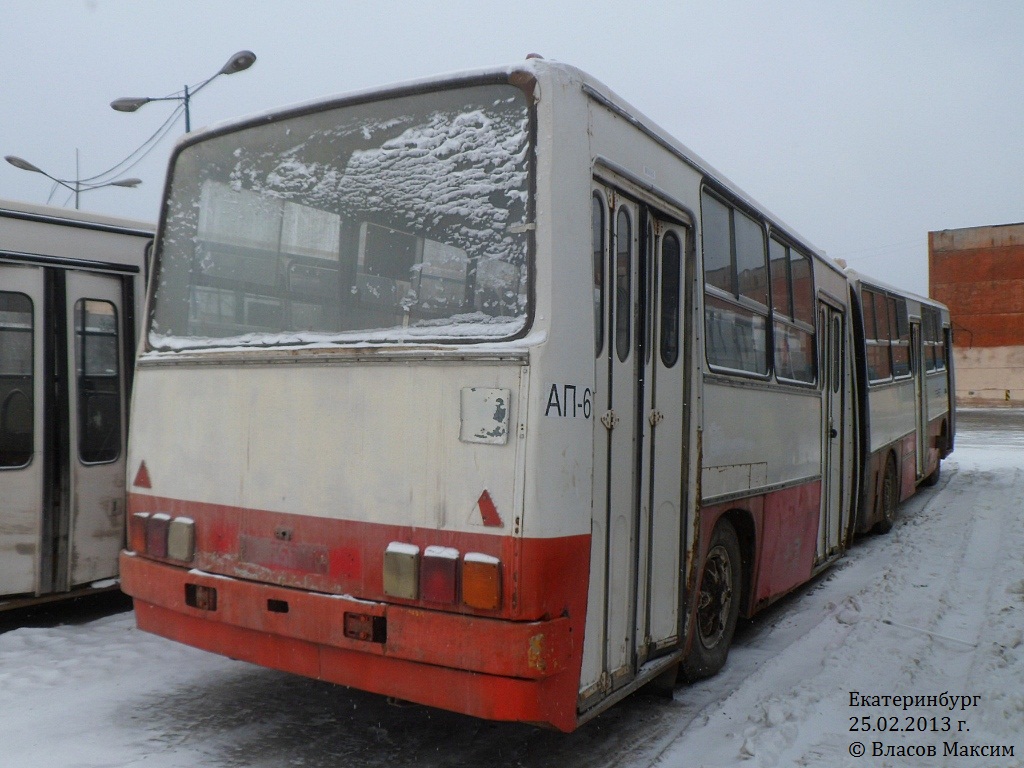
<box><xmin>150</xmin><ymin>83</ymin><xmax>531</xmax><ymax>350</ymax></box>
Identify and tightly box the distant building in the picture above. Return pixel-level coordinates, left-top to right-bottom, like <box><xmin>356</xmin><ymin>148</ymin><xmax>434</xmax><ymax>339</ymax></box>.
<box><xmin>929</xmin><ymin>222</ymin><xmax>1024</xmax><ymax>406</ymax></box>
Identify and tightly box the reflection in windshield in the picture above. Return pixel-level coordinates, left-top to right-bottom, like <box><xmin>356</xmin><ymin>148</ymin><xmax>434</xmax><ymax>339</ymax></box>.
<box><xmin>151</xmin><ymin>83</ymin><xmax>531</xmax><ymax>350</ymax></box>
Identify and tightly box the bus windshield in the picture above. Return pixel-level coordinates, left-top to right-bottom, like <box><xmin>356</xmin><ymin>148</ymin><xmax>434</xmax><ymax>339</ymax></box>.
<box><xmin>149</xmin><ymin>82</ymin><xmax>531</xmax><ymax>350</ymax></box>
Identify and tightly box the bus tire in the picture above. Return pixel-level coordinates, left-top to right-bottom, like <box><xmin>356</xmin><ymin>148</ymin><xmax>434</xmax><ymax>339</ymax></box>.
<box><xmin>922</xmin><ymin>425</ymin><xmax>946</xmax><ymax>487</ymax></box>
<box><xmin>874</xmin><ymin>455</ymin><xmax>898</xmax><ymax>534</ymax></box>
<box><xmin>680</xmin><ymin>520</ymin><xmax>742</xmax><ymax>682</ymax></box>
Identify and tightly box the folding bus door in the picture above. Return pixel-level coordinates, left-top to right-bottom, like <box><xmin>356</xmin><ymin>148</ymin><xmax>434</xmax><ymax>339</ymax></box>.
<box><xmin>0</xmin><ymin>264</ymin><xmax>45</xmax><ymax>597</ymax></box>
<box><xmin>593</xmin><ymin>190</ymin><xmax>643</xmax><ymax>693</ymax></box>
<box><xmin>817</xmin><ymin>300</ymin><xmax>846</xmax><ymax>561</ymax></box>
<box><xmin>639</xmin><ymin>217</ymin><xmax>689</xmax><ymax>660</ymax></box>
<box><xmin>583</xmin><ymin>182</ymin><xmax>690</xmax><ymax>707</ymax></box>
<box><xmin>63</xmin><ymin>270</ymin><xmax>128</xmax><ymax>589</ymax></box>
<box><xmin>911</xmin><ymin>321</ymin><xmax>927</xmax><ymax>479</ymax></box>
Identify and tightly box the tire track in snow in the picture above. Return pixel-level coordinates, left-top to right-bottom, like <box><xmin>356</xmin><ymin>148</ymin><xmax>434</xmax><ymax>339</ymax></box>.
<box><xmin>651</xmin><ymin>448</ymin><xmax>1024</xmax><ymax>767</ymax></box>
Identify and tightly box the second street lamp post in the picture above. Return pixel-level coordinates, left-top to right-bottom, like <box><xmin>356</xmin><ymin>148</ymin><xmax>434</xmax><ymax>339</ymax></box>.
<box><xmin>110</xmin><ymin>50</ymin><xmax>256</xmax><ymax>132</ymax></box>
<box><xmin>5</xmin><ymin>154</ymin><xmax>141</xmax><ymax>210</ymax></box>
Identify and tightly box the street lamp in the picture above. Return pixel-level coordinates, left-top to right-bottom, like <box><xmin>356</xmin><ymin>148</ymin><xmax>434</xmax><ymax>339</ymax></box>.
<box><xmin>110</xmin><ymin>50</ymin><xmax>256</xmax><ymax>132</ymax></box>
<box><xmin>5</xmin><ymin>154</ymin><xmax>141</xmax><ymax>210</ymax></box>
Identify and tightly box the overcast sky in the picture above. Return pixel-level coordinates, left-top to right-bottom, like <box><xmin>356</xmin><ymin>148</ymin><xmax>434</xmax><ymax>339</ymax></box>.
<box><xmin>3</xmin><ymin>0</ymin><xmax>1021</xmax><ymax>295</ymax></box>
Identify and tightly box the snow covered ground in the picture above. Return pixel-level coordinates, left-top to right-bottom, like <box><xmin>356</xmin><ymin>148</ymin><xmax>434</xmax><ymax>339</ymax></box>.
<box><xmin>1</xmin><ymin>409</ymin><xmax>1021</xmax><ymax>768</ymax></box>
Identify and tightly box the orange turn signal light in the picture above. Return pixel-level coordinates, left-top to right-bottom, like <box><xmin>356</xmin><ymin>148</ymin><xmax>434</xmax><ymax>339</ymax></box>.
<box><xmin>462</xmin><ymin>553</ymin><xmax>502</xmax><ymax>610</ymax></box>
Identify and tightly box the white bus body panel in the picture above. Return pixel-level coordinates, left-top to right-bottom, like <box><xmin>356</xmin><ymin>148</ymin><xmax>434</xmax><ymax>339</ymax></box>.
<box><xmin>701</xmin><ymin>384</ymin><xmax>820</xmax><ymax>498</ymax></box>
<box><xmin>129</xmin><ymin>357</ymin><xmax>532</xmax><ymax>537</ymax></box>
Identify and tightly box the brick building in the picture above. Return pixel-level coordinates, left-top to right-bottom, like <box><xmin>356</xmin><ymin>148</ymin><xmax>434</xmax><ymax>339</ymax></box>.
<box><xmin>929</xmin><ymin>222</ymin><xmax>1024</xmax><ymax>406</ymax></box>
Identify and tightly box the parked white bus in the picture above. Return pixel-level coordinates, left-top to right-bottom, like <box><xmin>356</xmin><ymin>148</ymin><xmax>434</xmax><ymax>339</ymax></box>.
<box><xmin>847</xmin><ymin>272</ymin><xmax>954</xmax><ymax>534</ymax></box>
<box><xmin>119</xmin><ymin>59</ymin><xmax>951</xmax><ymax>731</ymax></box>
<box><xmin>1</xmin><ymin>199</ymin><xmax>151</xmax><ymax>609</ymax></box>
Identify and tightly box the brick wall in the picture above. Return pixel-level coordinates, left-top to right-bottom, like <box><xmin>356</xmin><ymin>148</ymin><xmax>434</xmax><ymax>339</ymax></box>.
<box><xmin>929</xmin><ymin>223</ymin><xmax>1024</xmax><ymax>406</ymax></box>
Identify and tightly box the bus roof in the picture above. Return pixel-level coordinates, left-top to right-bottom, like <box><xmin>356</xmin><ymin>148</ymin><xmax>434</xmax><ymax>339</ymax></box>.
<box><xmin>0</xmin><ymin>197</ymin><xmax>153</xmax><ymax>238</ymax></box>
<box><xmin>844</xmin><ymin>267</ymin><xmax>948</xmax><ymax>309</ymax></box>
<box><xmin>172</xmin><ymin>57</ymin><xmax>841</xmax><ymax>276</ymax></box>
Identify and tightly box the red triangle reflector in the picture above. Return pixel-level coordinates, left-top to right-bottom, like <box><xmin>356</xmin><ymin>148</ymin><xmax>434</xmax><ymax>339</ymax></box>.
<box><xmin>477</xmin><ymin>490</ymin><xmax>503</xmax><ymax>527</ymax></box>
<box><xmin>133</xmin><ymin>461</ymin><xmax>152</xmax><ymax>489</ymax></box>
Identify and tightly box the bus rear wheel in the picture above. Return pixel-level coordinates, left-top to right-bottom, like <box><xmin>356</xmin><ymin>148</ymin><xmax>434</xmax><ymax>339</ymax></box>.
<box><xmin>922</xmin><ymin>424</ymin><xmax>946</xmax><ymax>487</ymax></box>
<box><xmin>681</xmin><ymin>520</ymin><xmax>741</xmax><ymax>682</ymax></box>
<box><xmin>874</xmin><ymin>455</ymin><xmax>898</xmax><ymax>534</ymax></box>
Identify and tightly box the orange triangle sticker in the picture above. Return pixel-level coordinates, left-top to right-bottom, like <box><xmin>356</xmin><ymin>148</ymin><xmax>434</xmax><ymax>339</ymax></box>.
<box><xmin>133</xmin><ymin>461</ymin><xmax>152</xmax><ymax>489</ymax></box>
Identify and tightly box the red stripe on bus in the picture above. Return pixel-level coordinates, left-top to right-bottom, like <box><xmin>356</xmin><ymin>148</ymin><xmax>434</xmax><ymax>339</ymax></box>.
<box><xmin>127</xmin><ymin>493</ymin><xmax>589</xmax><ymax>622</ymax></box>
<box><xmin>700</xmin><ymin>479</ymin><xmax>822</xmax><ymax>612</ymax></box>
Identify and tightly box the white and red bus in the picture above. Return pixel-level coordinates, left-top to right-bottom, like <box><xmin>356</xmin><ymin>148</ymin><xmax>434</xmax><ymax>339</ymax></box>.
<box><xmin>1</xmin><ymin>199</ymin><xmax>151</xmax><ymax>610</ymax></box>
<box><xmin>120</xmin><ymin>59</ymin><xmax>951</xmax><ymax>731</ymax></box>
<box><xmin>847</xmin><ymin>273</ymin><xmax>954</xmax><ymax>534</ymax></box>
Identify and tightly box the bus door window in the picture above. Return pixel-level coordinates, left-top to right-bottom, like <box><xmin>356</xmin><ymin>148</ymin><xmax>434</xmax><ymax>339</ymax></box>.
<box><xmin>643</xmin><ymin>216</ymin><xmax>654</xmax><ymax>365</ymax></box>
<box><xmin>592</xmin><ymin>193</ymin><xmax>605</xmax><ymax>357</ymax></box>
<box><xmin>832</xmin><ymin>315</ymin><xmax>842</xmax><ymax>393</ymax></box>
<box><xmin>659</xmin><ymin>232</ymin><xmax>681</xmax><ymax>368</ymax></box>
<box><xmin>615</xmin><ymin>207</ymin><xmax>632</xmax><ymax>363</ymax></box>
<box><xmin>74</xmin><ymin>299</ymin><xmax>121</xmax><ymax>464</ymax></box>
<box><xmin>0</xmin><ymin>292</ymin><xmax>33</xmax><ymax>468</ymax></box>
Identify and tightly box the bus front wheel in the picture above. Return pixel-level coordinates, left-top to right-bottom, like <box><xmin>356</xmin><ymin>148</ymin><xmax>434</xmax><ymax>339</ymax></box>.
<box><xmin>681</xmin><ymin>520</ymin><xmax>742</xmax><ymax>682</ymax></box>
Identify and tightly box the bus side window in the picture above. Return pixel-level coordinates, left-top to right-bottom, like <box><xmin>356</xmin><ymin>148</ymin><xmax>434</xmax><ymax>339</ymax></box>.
<box><xmin>866</xmin><ymin>289</ymin><xmax>892</xmax><ymax>382</ymax></box>
<box><xmin>922</xmin><ymin>307</ymin><xmax>945</xmax><ymax>371</ymax></box>
<box><xmin>890</xmin><ymin>296</ymin><xmax>911</xmax><ymax>378</ymax></box>
<box><xmin>701</xmin><ymin>190</ymin><xmax>769</xmax><ymax>376</ymax></box>
<box><xmin>936</xmin><ymin>325</ymin><xmax>948</xmax><ymax>370</ymax></box>
<box><xmin>769</xmin><ymin>237</ymin><xmax>815</xmax><ymax>384</ymax></box>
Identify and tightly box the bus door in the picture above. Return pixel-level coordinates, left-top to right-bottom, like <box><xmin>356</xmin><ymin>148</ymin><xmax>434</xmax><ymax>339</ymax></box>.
<box><xmin>0</xmin><ymin>264</ymin><xmax>45</xmax><ymax>596</ymax></box>
<box><xmin>817</xmin><ymin>300</ymin><xmax>845</xmax><ymax>561</ymax></box>
<box><xmin>0</xmin><ymin>264</ymin><xmax>128</xmax><ymax>598</ymax></box>
<box><xmin>910</xmin><ymin>320</ymin><xmax>927</xmax><ymax>479</ymax></box>
<box><xmin>63</xmin><ymin>271</ymin><xmax>128</xmax><ymax>590</ymax></box>
<box><xmin>641</xmin><ymin>217</ymin><xmax>688</xmax><ymax>659</ymax></box>
<box><xmin>584</xmin><ymin>182</ymin><xmax>688</xmax><ymax>703</ymax></box>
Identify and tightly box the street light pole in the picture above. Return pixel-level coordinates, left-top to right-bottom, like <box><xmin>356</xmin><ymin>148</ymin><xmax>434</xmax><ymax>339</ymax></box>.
<box><xmin>4</xmin><ymin>154</ymin><xmax>141</xmax><ymax>210</ymax></box>
<box><xmin>110</xmin><ymin>50</ymin><xmax>256</xmax><ymax>133</ymax></box>
<box><xmin>183</xmin><ymin>83</ymin><xmax>191</xmax><ymax>132</ymax></box>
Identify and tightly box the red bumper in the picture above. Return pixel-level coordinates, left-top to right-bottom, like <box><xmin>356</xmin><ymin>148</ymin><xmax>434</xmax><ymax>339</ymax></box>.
<box><xmin>120</xmin><ymin>552</ymin><xmax>580</xmax><ymax>731</ymax></box>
